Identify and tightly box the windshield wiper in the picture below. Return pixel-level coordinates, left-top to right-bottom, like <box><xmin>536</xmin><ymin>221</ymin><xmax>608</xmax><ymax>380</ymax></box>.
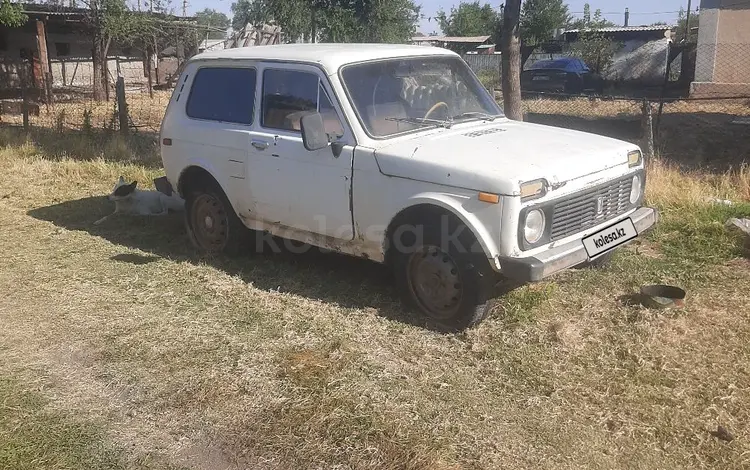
<box><xmin>452</xmin><ymin>112</ymin><xmax>498</xmax><ymax>122</ymax></box>
<box><xmin>385</xmin><ymin>117</ymin><xmax>453</xmax><ymax>129</ymax></box>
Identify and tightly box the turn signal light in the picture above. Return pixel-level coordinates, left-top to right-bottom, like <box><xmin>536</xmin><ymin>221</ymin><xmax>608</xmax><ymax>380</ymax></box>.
<box><xmin>478</xmin><ymin>192</ymin><xmax>500</xmax><ymax>204</ymax></box>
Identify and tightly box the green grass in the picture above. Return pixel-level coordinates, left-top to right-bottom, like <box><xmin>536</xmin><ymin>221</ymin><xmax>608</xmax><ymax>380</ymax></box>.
<box><xmin>0</xmin><ymin>377</ymin><xmax>124</xmax><ymax>470</ymax></box>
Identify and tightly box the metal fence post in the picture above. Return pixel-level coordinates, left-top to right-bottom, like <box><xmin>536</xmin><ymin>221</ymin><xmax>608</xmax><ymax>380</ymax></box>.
<box><xmin>116</xmin><ymin>76</ymin><xmax>128</xmax><ymax>136</ymax></box>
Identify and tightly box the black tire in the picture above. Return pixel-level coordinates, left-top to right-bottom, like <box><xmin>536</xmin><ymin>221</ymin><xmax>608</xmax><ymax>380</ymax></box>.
<box><xmin>390</xmin><ymin>214</ymin><xmax>497</xmax><ymax>332</ymax></box>
<box><xmin>576</xmin><ymin>251</ymin><xmax>614</xmax><ymax>269</ymax></box>
<box><xmin>184</xmin><ymin>178</ymin><xmax>247</xmax><ymax>256</ymax></box>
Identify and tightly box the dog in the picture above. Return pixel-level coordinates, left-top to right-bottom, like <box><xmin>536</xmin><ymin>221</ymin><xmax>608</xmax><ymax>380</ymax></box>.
<box><xmin>94</xmin><ymin>176</ymin><xmax>185</xmax><ymax>225</ymax></box>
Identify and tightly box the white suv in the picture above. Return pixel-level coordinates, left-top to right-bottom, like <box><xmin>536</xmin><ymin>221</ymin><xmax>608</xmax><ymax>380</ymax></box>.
<box><xmin>160</xmin><ymin>43</ymin><xmax>657</xmax><ymax>331</ymax></box>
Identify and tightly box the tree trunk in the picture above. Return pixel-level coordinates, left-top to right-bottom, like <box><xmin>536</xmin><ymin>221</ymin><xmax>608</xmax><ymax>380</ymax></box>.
<box><xmin>92</xmin><ymin>36</ymin><xmax>104</xmax><ymax>101</ymax></box>
<box><xmin>501</xmin><ymin>0</ymin><xmax>523</xmax><ymax>121</ymax></box>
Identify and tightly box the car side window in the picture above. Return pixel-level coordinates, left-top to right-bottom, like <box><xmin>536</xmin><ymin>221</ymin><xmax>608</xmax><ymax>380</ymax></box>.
<box><xmin>186</xmin><ymin>67</ymin><xmax>256</xmax><ymax>124</ymax></box>
<box><xmin>262</xmin><ymin>69</ymin><xmax>319</xmax><ymax>131</ymax></box>
<box><xmin>262</xmin><ymin>69</ymin><xmax>345</xmax><ymax>135</ymax></box>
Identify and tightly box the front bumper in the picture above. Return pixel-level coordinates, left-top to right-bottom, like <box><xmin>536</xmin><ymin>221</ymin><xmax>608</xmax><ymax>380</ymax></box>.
<box><xmin>498</xmin><ymin>206</ymin><xmax>658</xmax><ymax>282</ymax></box>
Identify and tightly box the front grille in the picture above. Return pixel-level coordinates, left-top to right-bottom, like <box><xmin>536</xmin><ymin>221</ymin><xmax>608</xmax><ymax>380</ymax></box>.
<box><xmin>549</xmin><ymin>175</ymin><xmax>634</xmax><ymax>241</ymax></box>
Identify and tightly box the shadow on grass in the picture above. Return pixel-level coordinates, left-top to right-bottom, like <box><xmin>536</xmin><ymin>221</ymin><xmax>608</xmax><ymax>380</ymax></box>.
<box><xmin>0</xmin><ymin>125</ymin><xmax>162</xmax><ymax>169</ymax></box>
<box><xmin>27</xmin><ymin>196</ymin><xmax>421</xmax><ymax>326</ymax></box>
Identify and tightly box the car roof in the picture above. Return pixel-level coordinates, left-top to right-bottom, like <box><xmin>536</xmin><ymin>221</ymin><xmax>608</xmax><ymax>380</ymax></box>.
<box><xmin>191</xmin><ymin>43</ymin><xmax>460</xmax><ymax>74</ymax></box>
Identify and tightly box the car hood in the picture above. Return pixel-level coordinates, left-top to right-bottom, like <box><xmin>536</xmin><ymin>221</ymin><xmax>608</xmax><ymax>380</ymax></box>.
<box><xmin>372</xmin><ymin>118</ymin><xmax>637</xmax><ymax>195</ymax></box>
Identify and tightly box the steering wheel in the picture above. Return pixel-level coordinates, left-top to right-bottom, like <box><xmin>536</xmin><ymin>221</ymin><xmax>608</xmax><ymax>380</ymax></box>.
<box><xmin>424</xmin><ymin>101</ymin><xmax>449</xmax><ymax>120</ymax></box>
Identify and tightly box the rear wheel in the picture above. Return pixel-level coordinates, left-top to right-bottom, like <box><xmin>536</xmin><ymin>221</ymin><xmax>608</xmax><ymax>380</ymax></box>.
<box><xmin>391</xmin><ymin>215</ymin><xmax>496</xmax><ymax>332</ymax></box>
<box><xmin>184</xmin><ymin>180</ymin><xmax>246</xmax><ymax>255</ymax></box>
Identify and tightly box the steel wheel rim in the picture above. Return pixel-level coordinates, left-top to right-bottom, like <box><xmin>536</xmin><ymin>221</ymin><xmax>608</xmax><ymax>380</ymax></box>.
<box><xmin>191</xmin><ymin>194</ymin><xmax>229</xmax><ymax>252</ymax></box>
<box><xmin>406</xmin><ymin>245</ymin><xmax>463</xmax><ymax>319</ymax></box>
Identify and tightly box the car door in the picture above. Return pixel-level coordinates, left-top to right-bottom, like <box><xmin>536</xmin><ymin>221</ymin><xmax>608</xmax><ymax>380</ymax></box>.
<box><xmin>245</xmin><ymin>63</ymin><xmax>354</xmax><ymax>240</ymax></box>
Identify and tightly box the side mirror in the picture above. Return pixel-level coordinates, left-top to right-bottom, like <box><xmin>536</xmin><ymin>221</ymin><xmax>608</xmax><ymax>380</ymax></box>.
<box><xmin>300</xmin><ymin>113</ymin><xmax>330</xmax><ymax>151</ymax></box>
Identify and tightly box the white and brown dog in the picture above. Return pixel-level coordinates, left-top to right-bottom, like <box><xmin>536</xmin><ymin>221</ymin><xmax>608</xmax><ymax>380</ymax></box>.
<box><xmin>94</xmin><ymin>176</ymin><xmax>185</xmax><ymax>225</ymax></box>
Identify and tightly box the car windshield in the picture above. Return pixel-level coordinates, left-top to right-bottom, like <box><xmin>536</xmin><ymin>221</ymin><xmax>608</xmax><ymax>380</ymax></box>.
<box><xmin>340</xmin><ymin>56</ymin><xmax>503</xmax><ymax>138</ymax></box>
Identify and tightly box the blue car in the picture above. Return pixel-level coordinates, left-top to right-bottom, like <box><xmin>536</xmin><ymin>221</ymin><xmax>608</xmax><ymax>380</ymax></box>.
<box><xmin>521</xmin><ymin>58</ymin><xmax>605</xmax><ymax>95</ymax></box>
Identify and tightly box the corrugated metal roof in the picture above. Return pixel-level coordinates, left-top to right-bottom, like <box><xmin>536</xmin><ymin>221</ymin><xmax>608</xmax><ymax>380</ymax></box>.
<box><xmin>411</xmin><ymin>35</ymin><xmax>491</xmax><ymax>43</ymax></box>
<box><xmin>564</xmin><ymin>26</ymin><xmax>673</xmax><ymax>33</ymax></box>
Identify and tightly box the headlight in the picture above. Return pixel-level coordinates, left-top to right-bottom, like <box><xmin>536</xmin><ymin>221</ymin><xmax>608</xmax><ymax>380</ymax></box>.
<box><xmin>524</xmin><ymin>209</ymin><xmax>546</xmax><ymax>244</ymax></box>
<box><xmin>628</xmin><ymin>150</ymin><xmax>642</xmax><ymax>167</ymax></box>
<box><xmin>520</xmin><ymin>179</ymin><xmax>547</xmax><ymax>201</ymax></box>
<box><xmin>630</xmin><ymin>175</ymin><xmax>642</xmax><ymax>204</ymax></box>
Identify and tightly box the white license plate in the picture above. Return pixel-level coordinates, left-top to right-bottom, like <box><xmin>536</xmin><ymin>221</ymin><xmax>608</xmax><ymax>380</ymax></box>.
<box><xmin>532</xmin><ymin>76</ymin><xmax>550</xmax><ymax>81</ymax></box>
<box><xmin>582</xmin><ymin>218</ymin><xmax>637</xmax><ymax>258</ymax></box>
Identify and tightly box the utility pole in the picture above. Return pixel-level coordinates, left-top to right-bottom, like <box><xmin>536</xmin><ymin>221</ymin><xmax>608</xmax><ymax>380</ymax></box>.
<box><xmin>684</xmin><ymin>0</ymin><xmax>692</xmax><ymax>43</ymax></box>
<box><xmin>182</xmin><ymin>0</ymin><xmax>188</xmax><ymax>17</ymax></box>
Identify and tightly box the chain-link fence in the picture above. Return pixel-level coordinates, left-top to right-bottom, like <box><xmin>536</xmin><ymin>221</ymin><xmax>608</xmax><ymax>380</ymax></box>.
<box><xmin>0</xmin><ymin>56</ymin><xmax>172</xmax><ymax>135</ymax></box>
<box><xmin>2</xmin><ymin>42</ymin><xmax>748</xmax><ymax>170</ymax></box>
<box><xmin>466</xmin><ymin>41</ymin><xmax>750</xmax><ymax>169</ymax></box>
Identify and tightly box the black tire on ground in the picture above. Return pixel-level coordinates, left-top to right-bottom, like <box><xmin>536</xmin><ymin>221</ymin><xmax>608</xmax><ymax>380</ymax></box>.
<box><xmin>576</xmin><ymin>251</ymin><xmax>614</xmax><ymax>269</ymax></box>
<box><xmin>184</xmin><ymin>178</ymin><xmax>247</xmax><ymax>256</ymax></box>
<box><xmin>390</xmin><ymin>214</ymin><xmax>497</xmax><ymax>332</ymax></box>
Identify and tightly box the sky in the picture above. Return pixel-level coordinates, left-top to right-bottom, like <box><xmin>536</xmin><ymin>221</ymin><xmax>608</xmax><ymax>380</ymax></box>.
<box><xmin>185</xmin><ymin>0</ymin><xmax>694</xmax><ymax>35</ymax></box>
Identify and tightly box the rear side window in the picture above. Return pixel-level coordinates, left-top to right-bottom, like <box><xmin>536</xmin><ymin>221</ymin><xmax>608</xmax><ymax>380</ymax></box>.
<box><xmin>186</xmin><ymin>67</ymin><xmax>256</xmax><ymax>124</ymax></box>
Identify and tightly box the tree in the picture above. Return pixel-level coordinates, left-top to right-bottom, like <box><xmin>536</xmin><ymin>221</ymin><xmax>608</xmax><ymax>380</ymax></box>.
<box><xmin>675</xmin><ymin>7</ymin><xmax>699</xmax><ymax>43</ymax></box>
<box><xmin>230</xmin><ymin>0</ymin><xmax>419</xmax><ymax>43</ymax></box>
<box><xmin>568</xmin><ymin>3</ymin><xmax>616</xmax><ymax>30</ymax></box>
<box><xmin>501</xmin><ymin>0</ymin><xmax>522</xmax><ymax>121</ymax></box>
<box><xmin>520</xmin><ymin>0</ymin><xmax>570</xmax><ymax>45</ymax></box>
<box><xmin>436</xmin><ymin>1</ymin><xmax>498</xmax><ymax>37</ymax></box>
<box><xmin>569</xmin><ymin>33</ymin><xmax>619</xmax><ymax>74</ymax></box>
<box><xmin>195</xmin><ymin>8</ymin><xmax>230</xmax><ymax>39</ymax></box>
<box><xmin>0</xmin><ymin>0</ymin><xmax>26</xmax><ymax>27</ymax></box>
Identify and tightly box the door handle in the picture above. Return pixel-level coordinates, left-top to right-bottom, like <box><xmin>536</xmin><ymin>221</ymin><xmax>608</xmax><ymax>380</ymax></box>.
<box><xmin>251</xmin><ymin>140</ymin><xmax>269</xmax><ymax>150</ymax></box>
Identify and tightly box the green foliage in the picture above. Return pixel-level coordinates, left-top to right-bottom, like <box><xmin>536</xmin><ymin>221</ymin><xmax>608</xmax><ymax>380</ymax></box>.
<box><xmin>230</xmin><ymin>0</ymin><xmax>419</xmax><ymax>43</ymax></box>
<box><xmin>568</xmin><ymin>31</ymin><xmax>621</xmax><ymax>74</ymax></box>
<box><xmin>436</xmin><ymin>1</ymin><xmax>498</xmax><ymax>37</ymax></box>
<box><xmin>55</xmin><ymin>110</ymin><xmax>67</xmax><ymax>134</ymax></box>
<box><xmin>82</xmin><ymin>109</ymin><xmax>93</xmax><ymax>135</ymax></box>
<box><xmin>195</xmin><ymin>8</ymin><xmax>231</xmax><ymax>39</ymax></box>
<box><xmin>435</xmin><ymin>1</ymin><xmax>500</xmax><ymax>52</ymax></box>
<box><xmin>675</xmin><ymin>7</ymin><xmax>699</xmax><ymax>43</ymax></box>
<box><xmin>568</xmin><ymin>3</ymin><xmax>616</xmax><ymax>30</ymax></box>
<box><xmin>0</xmin><ymin>0</ymin><xmax>27</xmax><ymax>27</ymax></box>
<box><xmin>520</xmin><ymin>0</ymin><xmax>571</xmax><ymax>45</ymax></box>
<box><xmin>565</xmin><ymin>4</ymin><xmax>620</xmax><ymax>75</ymax></box>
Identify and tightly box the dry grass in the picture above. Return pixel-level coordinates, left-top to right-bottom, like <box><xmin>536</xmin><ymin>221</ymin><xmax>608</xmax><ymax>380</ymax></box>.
<box><xmin>1</xmin><ymin>131</ymin><xmax>750</xmax><ymax>469</ymax></box>
<box><xmin>522</xmin><ymin>96</ymin><xmax>750</xmax><ymax>118</ymax></box>
<box><xmin>1</xmin><ymin>91</ymin><xmax>172</xmax><ymax>132</ymax></box>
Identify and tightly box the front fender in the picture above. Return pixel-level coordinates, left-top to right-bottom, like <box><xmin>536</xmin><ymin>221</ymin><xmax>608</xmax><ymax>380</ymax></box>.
<box><xmin>400</xmin><ymin>192</ymin><xmax>501</xmax><ymax>262</ymax></box>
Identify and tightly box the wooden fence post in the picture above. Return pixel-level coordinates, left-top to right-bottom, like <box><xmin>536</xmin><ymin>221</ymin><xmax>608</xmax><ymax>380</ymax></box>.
<box><xmin>116</xmin><ymin>76</ymin><xmax>128</xmax><ymax>136</ymax></box>
<box><xmin>641</xmin><ymin>99</ymin><xmax>655</xmax><ymax>159</ymax></box>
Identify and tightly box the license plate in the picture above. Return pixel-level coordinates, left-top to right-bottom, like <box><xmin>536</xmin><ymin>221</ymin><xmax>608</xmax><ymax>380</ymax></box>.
<box><xmin>582</xmin><ymin>218</ymin><xmax>637</xmax><ymax>258</ymax></box>
<box><xmin>532</xmin><ymin>76</ymin><xmax>550</xmax><ymax>81</ymax></box>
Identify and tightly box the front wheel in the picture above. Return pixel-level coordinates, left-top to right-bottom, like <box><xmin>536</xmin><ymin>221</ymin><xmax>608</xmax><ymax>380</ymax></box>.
<box><xmin>391</xmin><ymin>217</ymin><xmax>496</xmax><ymax>332</ymax></box>
<box><xmin>184</xmin><ymin>181</ymin><xmax>247</xmax><ymax>255</ymax></box>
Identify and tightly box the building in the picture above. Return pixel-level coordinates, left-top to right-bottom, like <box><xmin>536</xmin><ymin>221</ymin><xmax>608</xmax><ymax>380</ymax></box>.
<box><xmin>562</xmin><ymin>26</ymin><xmax>674</xmax><ymax>85</ymax></box>
<box><xmin>0</xmin><ymin>3</ymin><xmax>196</xmax><ymax>97</ymax></box>
<box><xmin>692</xmin><ymin>0</ymin><xmax>750</xmax><ymax>97</ymax></box>
<box><xmin>411</xmin><ymin>35</ymin><xmax>492</xmax><ymax>54</ymax></box>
